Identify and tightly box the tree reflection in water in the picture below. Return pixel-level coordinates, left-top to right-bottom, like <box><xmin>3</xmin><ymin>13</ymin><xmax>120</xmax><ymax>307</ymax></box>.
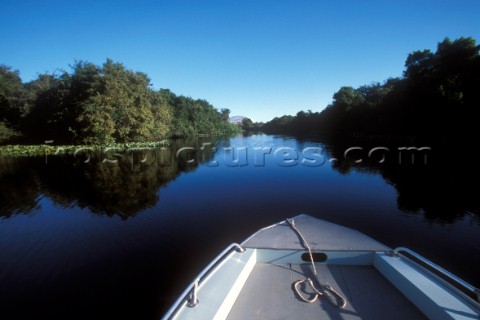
<box><xmin>1</xmin><ymin>136</ymin><xmax>479</xmax><ymax>224</ymax></box>
<box><xmin>0</xmin><ymin>138</ymin><xmax>219</xmax><ymax>219</ymax></box>
<box><xmin>321</xmin><ymin>140</ymin><xmax>480</xmax><ymax>223</ymax></box>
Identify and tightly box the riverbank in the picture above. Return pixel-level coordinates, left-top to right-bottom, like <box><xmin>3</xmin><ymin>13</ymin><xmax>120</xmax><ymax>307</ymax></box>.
<box><xmin>0</xmin><ymin>140</ymin><xmax>170</xmax><ymax>157</ymax></box>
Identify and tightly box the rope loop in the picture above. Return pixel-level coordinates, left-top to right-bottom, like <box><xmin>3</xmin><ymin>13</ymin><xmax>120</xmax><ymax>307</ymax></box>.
<box><xmin>287</xmin><ymin>218</ymin><xmax>347</xmax><ymax>309</ymax></box>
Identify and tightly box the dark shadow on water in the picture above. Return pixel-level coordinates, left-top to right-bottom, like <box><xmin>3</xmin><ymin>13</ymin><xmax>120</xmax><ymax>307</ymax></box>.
<box><xmin>316</xmin><ymin>138</ymin><xmax>480</xmax><ymax>224</ymax></box>
<box><xmin>0</xmin><ymin>137</ymin><xmax>222</xmax><ymax>219</ymax></box>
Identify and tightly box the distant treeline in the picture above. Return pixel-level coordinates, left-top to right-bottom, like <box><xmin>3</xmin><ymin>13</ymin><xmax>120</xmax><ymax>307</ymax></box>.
<box><xmin>0</xmin><ymin>59</ymin><xmax>240</xmax><ymax>144</ymax></box>
<box><xmin>263</xmin><ymin>37</ymin><xmax>480</xmax><ymax>142</ymax></box>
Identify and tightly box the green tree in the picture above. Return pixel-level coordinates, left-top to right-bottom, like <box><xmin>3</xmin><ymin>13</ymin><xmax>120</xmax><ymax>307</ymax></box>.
<box><xmin>0</xmin><ymin>65</ymin><xmax>28</xmax><ymax>141</ymax></box>
<box><xmin>74</xmin><ymin>59</ymin><xmax>170</xmax><ymax>143</ymax></box>
<box><xmin>169</xmin><ymin>94</ymin><xmax>239</xmax><ymax>137</ymax></box>
<box><xmin>331</xmin><ymin>86</ymin><xmax>365</xmax><ymax>109</ymax></box>
<box><xmin>241</xmin><ymin>117</ymin><xmax>254</xmax><ymax>129</ymax></box>
<box><xmin>24</xmin><ymin>59</ymin><xmax>173</xmax><ymax>144</ymax></box>
<box><xmin>21</xmin><ymin>72</ymin><xmax>67</xmax><ymax>141</ymax></box>
<box><xmin>0</xmin><ymin>121</ymin><xmax>20</xmax><ymax>143</ymax></box>
<box><xmin>221</xmin><ymin>108</ymin><xmax>230</xmax><ymax>122</ymax></box>
<box><xmin>263</xmin><ymin>36</ymin><xmax>480</xmax><ymax>141</ymax></box>
<box><xmin>404</xmin><ymin>50</ymin><xmax>434</xmax><ymax>80</ymax></box>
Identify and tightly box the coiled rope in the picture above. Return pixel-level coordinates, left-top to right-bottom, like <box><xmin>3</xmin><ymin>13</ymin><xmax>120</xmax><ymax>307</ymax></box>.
<box><xmin>286</xmin><ymin>218</ymin><xmax>347</xmax><ymax>308</ymax></box>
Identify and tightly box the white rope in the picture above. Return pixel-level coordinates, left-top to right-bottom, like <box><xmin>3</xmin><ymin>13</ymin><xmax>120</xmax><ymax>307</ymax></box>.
<box><xmin>286</xmin><ymin>218</ymin><xmax>347</xmax><ymax>308</ymax></box>
<box><xmin>287</xmin><ymin>218</ymin><xmax>317</xmax><ymax>275</ymax></box>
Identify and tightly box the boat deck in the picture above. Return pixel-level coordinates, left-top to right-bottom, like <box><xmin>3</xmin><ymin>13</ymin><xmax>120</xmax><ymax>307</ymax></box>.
<box><xmin>243</xmin><ymin>215</ymin><xmax>389</xmax><ymax>252</ymax></box>
<box><xmin>227</xmin><ymin>263</ymin><xmax>427</xmax><ymax>320</ymax></box>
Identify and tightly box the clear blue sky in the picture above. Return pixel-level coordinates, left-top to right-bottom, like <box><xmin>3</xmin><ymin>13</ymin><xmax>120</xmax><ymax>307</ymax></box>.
<box><xmin>1</xmin><ymin>0</ymin><xmax>479</xmax><ymax>122</ymax></box>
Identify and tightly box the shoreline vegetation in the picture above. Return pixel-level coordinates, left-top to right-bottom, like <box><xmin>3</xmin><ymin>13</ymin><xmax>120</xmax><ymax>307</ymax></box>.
<box><xmin>0</xmin><ymin>59</ymin><xmax>241</xmax><ymax>147</ymax></box>
<box><xmin>0</xmin><ymin>131</ymin><xmax>236</xmax><ymax>157</ymax></box>
<box><xmin>0</xmin><ymin>140</ymin><xmax>169</xmax><ymax>157</ymax></box>
<box><xmin>1</xmin><ymin>37</ymin><xmax>479</xmax><ymax>157</ymax></box>
<box><xmin>261</xmin><ymin>37</ymin><xmax>479</xmax><ymax>144</ymax></box>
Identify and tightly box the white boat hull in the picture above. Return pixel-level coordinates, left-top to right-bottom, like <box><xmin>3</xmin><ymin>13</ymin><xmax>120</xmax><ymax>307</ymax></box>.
<box><xmin>163</xmin><ymin>214</ymin><xmax>480</xmax><ymax>320</ymax></box>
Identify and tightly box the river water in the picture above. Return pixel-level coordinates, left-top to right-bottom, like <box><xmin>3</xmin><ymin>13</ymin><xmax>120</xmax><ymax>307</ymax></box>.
<box><xmin>0</xmin><ymin>133</ymin><xmax>479</xmax><ymax>319</ymax></box>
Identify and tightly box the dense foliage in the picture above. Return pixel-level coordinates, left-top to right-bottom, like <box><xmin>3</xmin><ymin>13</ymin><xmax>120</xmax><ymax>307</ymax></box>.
<box><xmin>158</xmin><ymin>89</ymin><xmax>237</xmax><ymax>138</ymax></box>
<box><xmin>0</xmin><ymin>60</ymin><xmax>239</xmax><ymax>144</ymax></box>
<box><xmin>263</xmin><ymin>37</ymin><xmax>480</xmax><ymax>142</ymax></box>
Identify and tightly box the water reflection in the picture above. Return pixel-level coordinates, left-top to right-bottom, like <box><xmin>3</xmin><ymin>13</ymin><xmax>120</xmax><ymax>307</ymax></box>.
<box><xmin>320</xmin><ymin>140</ymin><xmax>480</xmax><ymax>223</ymax></box>
<box><xmin>1</xmin><ymin>135</ymin><xmax>479</xmax><ymax>224</ymax></box>
<box><xmin>0</xmin><ymin>138</ymin><xmax>221</xmax><ymax>219</ymax></box>
<box><xmin>0</xmin><ymin>157</ymin><xmax>41</xmax><ymax>217</ymax></box>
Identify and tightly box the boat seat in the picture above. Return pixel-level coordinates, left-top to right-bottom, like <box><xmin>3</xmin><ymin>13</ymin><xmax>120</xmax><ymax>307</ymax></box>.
<box><xmin>374</xmin><ymin>252</ymin><xmax>479</xmax><ymax>320</ymax></box>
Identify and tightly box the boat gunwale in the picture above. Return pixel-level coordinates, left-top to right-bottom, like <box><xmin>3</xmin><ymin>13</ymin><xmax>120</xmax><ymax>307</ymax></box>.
<box><xmin>161</xmin><ymin>243</ymin><xmax>246</xmax><ymax>320</ymax></box>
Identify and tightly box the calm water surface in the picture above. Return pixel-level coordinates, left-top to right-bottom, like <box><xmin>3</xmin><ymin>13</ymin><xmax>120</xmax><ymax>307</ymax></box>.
<box><xmin>1</xmin><ymin>134</ymin><xmax>479</xmax><ymax>319</ymax></box>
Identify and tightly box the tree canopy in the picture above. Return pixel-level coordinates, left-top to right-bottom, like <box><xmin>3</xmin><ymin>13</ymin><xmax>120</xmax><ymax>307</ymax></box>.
<box><xmin>0</xmin><ymin>60</ymin><xmax>239</xmax><ymax>144</ymax></box>
<box><xmin>263</xmin><ymin>37</ymin><xmax>480</xmax><ymax>142</ymax></box>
